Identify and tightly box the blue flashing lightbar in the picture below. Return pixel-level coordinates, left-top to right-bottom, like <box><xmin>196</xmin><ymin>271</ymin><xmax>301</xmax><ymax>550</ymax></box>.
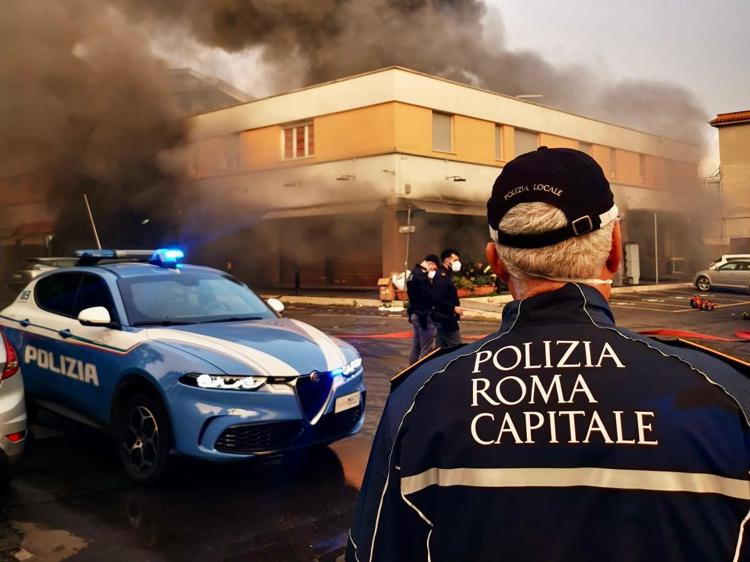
<box><xmin>149</xmin><ymin>248</ymin><xmax>186</xmax><ymax>268</ymax></box>
<box><xmin>156</xmin><ymin>248</ymin><xmax>185</xmax><ymax>261</ymax></box>
<box><xmin>74</xmin><ymin>249</ymin><xmax>185</xmax><ymax>268</ymax></box>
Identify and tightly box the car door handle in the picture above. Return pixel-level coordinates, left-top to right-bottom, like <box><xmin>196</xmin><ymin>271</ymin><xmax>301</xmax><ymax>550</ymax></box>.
<box><xmin>19</xmin><ymin>319</ymin><xmax>30</xmax><ymax>327</ymax></box>
<box><xmin>58</xmin><ymin>329</ymin><xmax>72</xmax><ymax>339</ymax></box>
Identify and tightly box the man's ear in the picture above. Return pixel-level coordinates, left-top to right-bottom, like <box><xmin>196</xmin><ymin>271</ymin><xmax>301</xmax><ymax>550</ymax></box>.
<box><xmin>606</xmin><ymin>222</ymin><xmax>623</xmax><ymax>274</ymax></box>
<box><xmin>486</xmin><ymin>242</ymin><xmax>509</xmax><ymax>282</ymax></box>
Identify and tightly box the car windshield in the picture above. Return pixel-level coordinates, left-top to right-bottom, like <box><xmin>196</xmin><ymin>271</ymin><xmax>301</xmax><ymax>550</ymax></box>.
<box><xmin>118</xmin><ymin>272</ymin><xmax>276</xmax><ymax>326</ymax></box>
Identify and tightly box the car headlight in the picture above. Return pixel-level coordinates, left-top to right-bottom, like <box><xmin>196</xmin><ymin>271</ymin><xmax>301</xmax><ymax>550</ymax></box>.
<box><xmin>180</xmin><ymin>373</ymin><xmax>267</xmax><ymax>391</ymax></box>
<box><xmin>331</xmin><ymin>357</ymin><xmax>363</xmax><ymax>378</ymax></box>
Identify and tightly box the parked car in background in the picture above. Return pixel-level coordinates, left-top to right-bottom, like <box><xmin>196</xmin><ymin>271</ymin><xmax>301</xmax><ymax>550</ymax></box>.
<box><xmin>9</xmin><ymin>257</ymin><xmax>78</xmax><ymax>288</ymax></box>
<box><xmin>0</xmin><ymin>330</ymin><xmax>26</xmax><ymax>485</ymax></box>
<box><xmin>708</xmin><ymin>254</ymin><xmax>750</xmax><ymax>270</ymax></box>
<box><xmin>694</xmin><ymin>259</ymin><xmax>750</xmax><ymax>293</ymax></box>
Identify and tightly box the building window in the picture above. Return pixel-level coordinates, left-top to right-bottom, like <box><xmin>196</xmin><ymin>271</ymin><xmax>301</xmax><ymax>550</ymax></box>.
<box><xmin>609</xmin><ymin>147</ymin><xmax>617</xmax><ymax>179</ymax></box>
<box><xmin>495</xmin><ymin>125</ymin><xmax>503</xmax><ymax>160</ymax></box>
<box><xmin>282</xmin><ymin>122</ymin><xmax>314</xmax><ymax>160</ymax></box>
<box><xmin>432</xmin><ymin>112</ymin><xmax>453</xmax><ymax>152</ymax></box>
<box><xmin>639</xmin><ymin>153</ymin><xmax>646</xmax><ymax>183</ymax></box>
<box><xmin>514</xmin><ymin>129</ymin><xmax>538</xmax><ymax>156</ymax></box>
<box><xmin>579</xmin><ymin>141</ymin><xmax>592</xmax><ymax>155</ymax></box>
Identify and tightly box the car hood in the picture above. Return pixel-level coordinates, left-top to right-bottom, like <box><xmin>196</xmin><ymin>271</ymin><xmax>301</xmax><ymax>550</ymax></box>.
<box><xmin>145</xmin><ymin>318</ymin><xmax>350</xmax><ymax>377</ymax></box>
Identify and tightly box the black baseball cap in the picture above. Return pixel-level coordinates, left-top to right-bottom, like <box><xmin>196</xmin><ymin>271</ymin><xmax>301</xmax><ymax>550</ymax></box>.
<box><xmin>487</xmin><ymin>147</ymin><xmax>618</xmax><ymax>249</ymax></box>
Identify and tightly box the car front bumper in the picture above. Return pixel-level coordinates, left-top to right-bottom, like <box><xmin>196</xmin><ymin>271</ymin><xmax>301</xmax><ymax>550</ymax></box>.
<box><xmin>167</xmin><ymin>370</ymin><xmax>366</xmax><ymax>461</ymax></box>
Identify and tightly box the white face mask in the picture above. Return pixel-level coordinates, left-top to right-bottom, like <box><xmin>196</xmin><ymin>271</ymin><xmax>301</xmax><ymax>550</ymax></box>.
<box><xmin>451</xmin><ymin>260</ymin><xmax>462</xmax><ymax>273</ymax></box>
<box><xmin>428</xmin><ymin>270</ymin><xmax>437</xmax><ymax>279</ymax></box>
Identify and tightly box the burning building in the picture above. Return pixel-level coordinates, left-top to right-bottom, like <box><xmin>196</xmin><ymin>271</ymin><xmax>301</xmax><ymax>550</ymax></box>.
<box><xmin>185</xmin><ymin>66</ymin><xmax>707</xmax><ymax>289</ymax></box>
<box><xmin>2</xmin><ymin>1</ymin><xmax>714</xmax><ymax>288</ymax></box>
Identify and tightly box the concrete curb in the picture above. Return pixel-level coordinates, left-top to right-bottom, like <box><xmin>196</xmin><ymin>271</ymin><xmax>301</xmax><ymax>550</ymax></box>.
<box><xmin>264</xmin><ymin>282</ymin><xmax>694</xmax><ymax>311</ymax></box>
<box><xmin>263</xmin><ymin>294</ymin><xmax>381</xmax><ymax>308</ymax></box>
<box><xmin>462</xmin><ymin>309</ymin><xmax>503</xmax><ymax>321</ymax></box>
<box><xmin>262</xmin><ymin>294</ymin><xmax>504</xmax><ymax>320</ymax></box>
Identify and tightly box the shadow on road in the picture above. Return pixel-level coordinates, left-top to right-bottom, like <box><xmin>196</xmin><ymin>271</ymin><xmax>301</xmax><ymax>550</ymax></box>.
<box><xmin>1</xmin><ymin>411</ymin><xmax>358</xmax><ymax>562</ymax></box>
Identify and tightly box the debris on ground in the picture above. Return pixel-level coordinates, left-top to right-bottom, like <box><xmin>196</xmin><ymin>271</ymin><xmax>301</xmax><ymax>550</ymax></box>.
<box><xmin>690</xmin><ymin>295</ymin><xmax>715</xmax><ymax>311</ymax></box>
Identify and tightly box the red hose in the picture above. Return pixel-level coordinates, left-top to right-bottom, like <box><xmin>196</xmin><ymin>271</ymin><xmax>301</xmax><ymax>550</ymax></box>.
<box><xmin>638</xmin><ymin>329</ymin><xmax>750</xmax><ymax>342</ymax></box>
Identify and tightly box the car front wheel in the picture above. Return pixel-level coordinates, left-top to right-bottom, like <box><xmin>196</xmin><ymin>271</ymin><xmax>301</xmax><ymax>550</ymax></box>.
<box><xmin>696</xmin><ymin>276</ymin><xmax>711</xmax><ymax>292</ymax></box>
<box><xmin>117</xmin><ymin>393</ymin><xmax>171</xmax><ymax>484</ymax></box>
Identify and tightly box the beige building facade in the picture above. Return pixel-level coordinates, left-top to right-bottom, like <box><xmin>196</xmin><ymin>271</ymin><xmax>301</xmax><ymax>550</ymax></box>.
<box><xmin>710</xmin><ymin>111</ymin><xmax>750</xmax><ymax>253</ymax></box>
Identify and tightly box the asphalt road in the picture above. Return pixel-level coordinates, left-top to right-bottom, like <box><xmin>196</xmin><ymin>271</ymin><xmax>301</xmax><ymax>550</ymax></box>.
<box><xmin>1</xmin><ymin>287</ymin><xmax>749</xmax><ymax>562</ymax></box>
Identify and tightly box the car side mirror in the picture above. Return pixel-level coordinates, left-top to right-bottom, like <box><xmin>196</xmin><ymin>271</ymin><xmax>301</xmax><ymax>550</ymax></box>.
<box><xmin>78</xmin><ymin>306</ymin><xmax>112</xmax><ymax>327</ymax></box>
<box><xmin>266</xmin><ymin>298</ymin><xmax>285</xmax><ymax>314</ymax></box>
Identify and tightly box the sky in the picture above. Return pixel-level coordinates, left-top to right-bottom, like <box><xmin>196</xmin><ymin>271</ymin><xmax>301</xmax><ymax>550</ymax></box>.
<box><xmin>496</xmin><ymin>0</ymin><xmax>750</xmax><ymax>172</ymax></box>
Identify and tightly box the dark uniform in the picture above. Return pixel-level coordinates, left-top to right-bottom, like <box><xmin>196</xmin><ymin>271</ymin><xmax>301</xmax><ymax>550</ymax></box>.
<box><xmin>347</xmin><ymin>284</ymin><xmax>750</xmax><ymax>562</ymax></box>
<box><xmin>430</xmin><ymin>264</ymin><xmax>461</xmax><ymax>348</ymax></box>
<box><xmin>406</xmin><ymin>263</ymin><xmax>436</xmax><ymax>364</ymax></box>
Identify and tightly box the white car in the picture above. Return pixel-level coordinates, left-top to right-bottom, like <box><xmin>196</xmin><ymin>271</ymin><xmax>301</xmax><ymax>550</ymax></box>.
<box><xmin>10</xmin><ymin>257</ymin><xmax>78</xmax><ymax>288</ymax></box>
<box><xmin>0</xmin><ymin>330</ymin><xmax>26</xmax><ymax>484</ymax></box>
<box><xmin>694</xmin><ymin>259</ymin><xmax>750</xmax><ymax>293</ymax></box>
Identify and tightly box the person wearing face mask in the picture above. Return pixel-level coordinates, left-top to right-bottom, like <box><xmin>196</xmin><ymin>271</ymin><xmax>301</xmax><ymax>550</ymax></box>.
<box><xmin>430</xmin><ymin>248</ymin><xmax>464</xmax><ymax>348</ymax></box>
<box><xmin>406</xmin><ymin>254</ymin><xmax>440</xmax><ymax>364</ymax></box>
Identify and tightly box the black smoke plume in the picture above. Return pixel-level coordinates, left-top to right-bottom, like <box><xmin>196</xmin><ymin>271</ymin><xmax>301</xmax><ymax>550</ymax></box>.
<box><xmin>113</xmin><ymin>0</ymin><xmax>706</xmax><ymax>143</ymax></box>
<box><xmin>0</xmin><ymin>1</ymin><xmax>187</xmax><ymax>253</ymax></box>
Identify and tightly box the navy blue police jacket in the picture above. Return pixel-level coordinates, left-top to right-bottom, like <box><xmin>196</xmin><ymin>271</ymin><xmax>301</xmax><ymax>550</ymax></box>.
<box><xmin>430</xmin><ymin>266</ymin><xmax>460</xmax><ymax>331</ymax></box>
<box><xmin>347</xmin><ymin>283</ymin><xmax>750</xmax><ymax>562</ymax></box>
<box><xmin>407</xmin><ymin>264</ymin><xmax>433</xmax><ymax>317</ymax></box>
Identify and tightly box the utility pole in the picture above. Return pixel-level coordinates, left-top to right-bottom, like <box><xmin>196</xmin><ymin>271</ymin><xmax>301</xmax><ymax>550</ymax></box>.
<box><xmin>83</xmin><ymin>193</ymin><xmax>102</xmax><ymax>250</ymax></box>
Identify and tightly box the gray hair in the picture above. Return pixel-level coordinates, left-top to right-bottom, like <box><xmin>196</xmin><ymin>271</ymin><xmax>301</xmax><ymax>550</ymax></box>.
<box><xmin>496</xmin><ymin>202</ymin><xmax>615</xmax><ymax>280</ymax></box>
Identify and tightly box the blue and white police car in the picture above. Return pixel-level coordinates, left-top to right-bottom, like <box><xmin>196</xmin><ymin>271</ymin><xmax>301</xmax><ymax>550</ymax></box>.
<box><xmin>0</xmin><ymin>249</ymin><xmax>365</xmax><ymax>482</ymax></box>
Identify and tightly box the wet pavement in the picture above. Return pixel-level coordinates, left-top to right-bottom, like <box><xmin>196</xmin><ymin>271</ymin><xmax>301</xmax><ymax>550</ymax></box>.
<box><xmin>1</xmin><ymin>287</ymin><xmax>748</xmax><ymax>561</ymax></box>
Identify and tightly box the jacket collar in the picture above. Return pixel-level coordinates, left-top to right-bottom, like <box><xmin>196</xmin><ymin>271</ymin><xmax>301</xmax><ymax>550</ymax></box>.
<box><xmin>499</xmin><ymin>283</ymin><xmax>616</xmax><ymax>332</ymax></box>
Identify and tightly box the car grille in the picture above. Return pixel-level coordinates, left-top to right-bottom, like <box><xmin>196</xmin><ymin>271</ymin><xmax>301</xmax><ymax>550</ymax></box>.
<box><xmin>296</xmin><ymin>371</ymin><xmax>334</xmax><ymax>423</ymax></box>
<box><xmin>214</xmin><ymin>404</ymin><xmax>364</xmax><ymax>455</ymax></box>
<box><xmin>311</xmin><ymin>405</ymin><xmax>363</xmax><ymax>440</ymax></box>
<box><xmin>215</xmin><ymin>421</ymin><xmax>303</xmax><ymax>454</ymax></box>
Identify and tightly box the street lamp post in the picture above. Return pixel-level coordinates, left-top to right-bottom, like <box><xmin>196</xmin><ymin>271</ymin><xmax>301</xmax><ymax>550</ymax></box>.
<box><xmin>404</xmin><ymin>204</ymin><xmax>412</xmax><ymax>293</ymax></box>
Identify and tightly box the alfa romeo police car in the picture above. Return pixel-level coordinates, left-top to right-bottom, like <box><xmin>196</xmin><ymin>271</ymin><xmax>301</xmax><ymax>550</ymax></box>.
<box><xmin>0</xmin><ymin>249</ymin><xmax>365</xmax><ymax>482</ymax></box>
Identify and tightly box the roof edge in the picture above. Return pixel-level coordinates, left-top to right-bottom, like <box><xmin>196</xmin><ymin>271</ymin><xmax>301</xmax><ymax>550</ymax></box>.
<box><xmin>187</xmin><ymin>66</ymin><xmax>700</xmax><ymax>147</ymax></box>
<box><xmin>710</xmin><ymin>110</ymin><xmax>750</xmax><ymax>127</ymax></box>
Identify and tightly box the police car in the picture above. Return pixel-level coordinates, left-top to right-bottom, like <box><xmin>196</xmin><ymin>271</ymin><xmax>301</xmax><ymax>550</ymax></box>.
<box><xmin>0</xmin><ymin>249</ymin><xmax>365</xmax><ymax>482</ymax></box>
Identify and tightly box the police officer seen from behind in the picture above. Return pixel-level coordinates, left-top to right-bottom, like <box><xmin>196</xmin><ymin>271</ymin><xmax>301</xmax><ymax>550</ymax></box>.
<box><xmin>406</xmin><ymin>254</ymin><xmax>440</xmax><ymax>364</ymax></box>
<box><xmin>431</xmin><ymin>248</ymin><xmax>464</xmax><ymax>348</ymax></box>
<box><xmin>347</xmin><ymin>147</ymin><xmax>750</xmax><ymax>562</ymax></box>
